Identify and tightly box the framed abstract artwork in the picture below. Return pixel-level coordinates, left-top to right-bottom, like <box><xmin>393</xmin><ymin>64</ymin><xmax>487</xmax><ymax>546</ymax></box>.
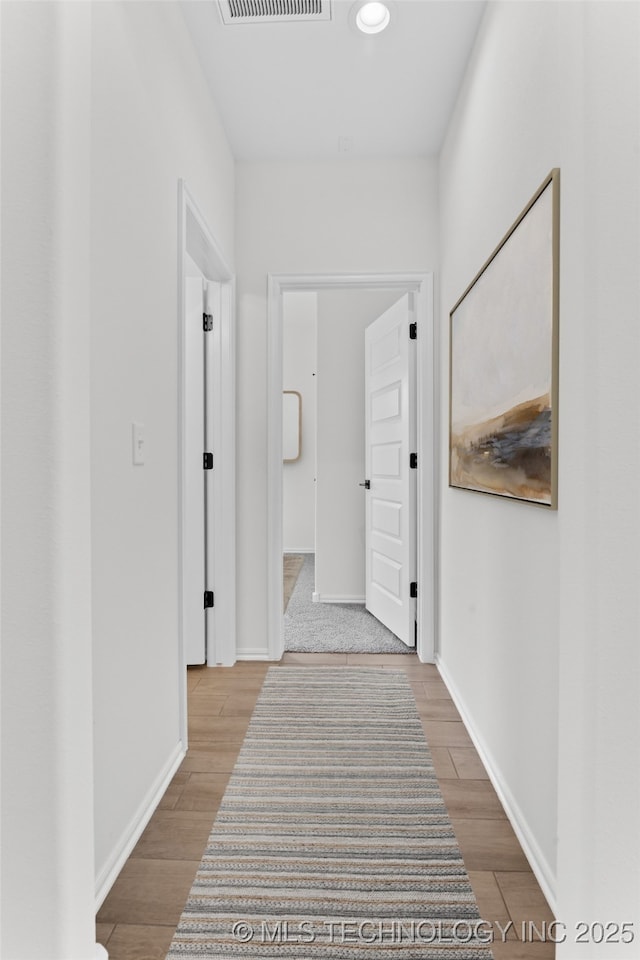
<box><xmin>449</xmin><ymin>168</ymin><xmax>560</xmax><ymax>508</ymax></box>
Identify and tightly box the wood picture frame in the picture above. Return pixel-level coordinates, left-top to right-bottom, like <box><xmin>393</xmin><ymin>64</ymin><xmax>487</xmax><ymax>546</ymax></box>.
<box><xmin>449</xmin><ymin>169</ymin><xmax>560</xmax><ymax>508</ymax></box>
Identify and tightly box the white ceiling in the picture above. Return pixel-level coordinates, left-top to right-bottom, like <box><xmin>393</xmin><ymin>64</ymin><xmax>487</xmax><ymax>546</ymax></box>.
<box><xmin>180</xmin><ymin>0</ymin><xmax>486</xmax><ymax>160</ymax></box>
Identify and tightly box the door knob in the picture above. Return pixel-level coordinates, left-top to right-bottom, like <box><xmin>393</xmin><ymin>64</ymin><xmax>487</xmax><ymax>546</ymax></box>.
<box><xmin>359</xmin><ymin>480</ymin><xmax>371</xmax><ymax>489</ymax></box>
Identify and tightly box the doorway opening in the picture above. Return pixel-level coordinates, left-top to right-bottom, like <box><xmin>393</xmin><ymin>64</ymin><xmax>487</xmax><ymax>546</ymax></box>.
<box><xmin>281</xmin><ymin>288</ymin><xmax>417</xmax><ymax>653</ymax></box>
<box><xmin>267</xmin><ymin>273</ymin><xmax>437</xmax><ymax>664</ymax></box>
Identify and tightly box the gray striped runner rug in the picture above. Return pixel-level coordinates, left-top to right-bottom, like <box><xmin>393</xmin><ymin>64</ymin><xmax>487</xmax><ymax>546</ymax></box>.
<box><xmin>166</xmin><ymin>667</ymin><xmax>494</xmax><ymax>959</ymax></box>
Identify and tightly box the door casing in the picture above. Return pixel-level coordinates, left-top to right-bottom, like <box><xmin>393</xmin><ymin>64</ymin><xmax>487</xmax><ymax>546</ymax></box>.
<box><xmin>267</xmin><ymin>273</ymin><xmax>438</xmax><ymax>663</ymax></box>
<box><xmin>178</xmin><ymin>181</ymin><xmax>237</xmax><ymax>744</ymax></box>
<box><xmin>183</xmin><ymin>272</ymin><xmax>207</xmax><ymax>665</ymax></box>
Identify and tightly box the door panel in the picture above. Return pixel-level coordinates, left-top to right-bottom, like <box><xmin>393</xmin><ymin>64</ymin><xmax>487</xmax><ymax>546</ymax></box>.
<box><xmin>364</xmin><ymin>294</ymin><xmax>416</xmax><ymax>646</ymax></box>
<box><xmin>371</xmin><ymin>382</ymin><xmax>402</xmax><ymax>421</ymax></box>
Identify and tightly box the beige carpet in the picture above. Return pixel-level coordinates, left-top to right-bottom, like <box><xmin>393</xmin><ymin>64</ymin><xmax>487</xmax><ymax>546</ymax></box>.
<box><xmin>284</xmin><ymin>555</ymin><xmax>413</xmax><ymax>654</ymax></box>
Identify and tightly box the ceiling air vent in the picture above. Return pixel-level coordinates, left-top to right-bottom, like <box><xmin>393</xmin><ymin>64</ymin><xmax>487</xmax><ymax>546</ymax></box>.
<box><xmin>219</xmin><ymin>0</ymin><xmax>331</xmax><ymax>24</ymax></box>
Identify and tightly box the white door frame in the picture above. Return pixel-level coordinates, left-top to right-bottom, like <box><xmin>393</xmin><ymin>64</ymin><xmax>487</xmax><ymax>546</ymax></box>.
<box><xmin>267</xmin><ymin>273</ymin><xmax>437</xmax><ymax>663</ymax></box>
<box><xmin>178</xmin><ymin>181</ymin><xmax>237</xmax><ymax>734</ymax></box>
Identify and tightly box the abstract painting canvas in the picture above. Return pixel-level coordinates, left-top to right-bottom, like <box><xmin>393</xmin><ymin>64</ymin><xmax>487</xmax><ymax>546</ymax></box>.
<box><xmin>449</xmin><ymin>169</ymin><xmax>560</xmax><ymax>508</ymax></box>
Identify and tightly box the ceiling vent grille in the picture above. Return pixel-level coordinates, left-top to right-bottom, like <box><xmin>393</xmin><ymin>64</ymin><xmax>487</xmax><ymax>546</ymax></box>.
<box><xmin>219</xmin><ymin>0</ymin><xmax>331</xmax><ymax>24</ymax></box>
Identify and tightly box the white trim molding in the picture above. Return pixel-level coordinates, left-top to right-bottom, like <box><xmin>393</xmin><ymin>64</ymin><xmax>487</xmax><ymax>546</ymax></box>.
<box><xmin>312</xmin><ymin>594</ymin><xmax>366</xmax><ymax>604</ymax></box>
<box><xmin>94</xmin><ymin>744</ymin><xmax>185</xmax><ymax>910</ymax></box>
<box><xmin>178</xmin><ymin>180</ymin><xmax>237</xmax><ymax>702</ymax></box>
<box><xmin>237</xmin><ymin>647</ymin><xmax>275</xmax><ymax>661</ymax></box>
<box><xmin>268</xmin><ymin>273</ymin><xmax>437</xmax><ymax>664</ymax></box>
<box><xmin>436</xmin><ymin>658</ymin><xmax>558</xmax><ymax>914</ymax></box>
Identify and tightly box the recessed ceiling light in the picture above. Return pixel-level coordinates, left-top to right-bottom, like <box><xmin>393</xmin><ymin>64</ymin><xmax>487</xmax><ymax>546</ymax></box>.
<box><xmin>355</xmin><ymin>1</ymin><xmax>390</xmax><ymax>34</ymax></box>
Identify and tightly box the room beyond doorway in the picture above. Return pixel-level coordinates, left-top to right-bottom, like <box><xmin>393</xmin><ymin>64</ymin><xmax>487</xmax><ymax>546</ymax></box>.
<box><xmin>283</xmin><ymin>554</ymin><xmax>413</xmax><ymax>655</ymax></box>
<box><xmin>267</xmin><ymin>272</ymin><xmax>437</xmax><ymax>665</ymax></box>
<box><xmin>282</xmin><ymin>288</ymin><xmax>409</xmax><ymax>607</ymax></box>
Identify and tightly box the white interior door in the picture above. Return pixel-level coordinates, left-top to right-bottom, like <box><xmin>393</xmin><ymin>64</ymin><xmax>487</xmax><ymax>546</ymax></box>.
<box><xmin>364</xmin><ymin>294</ymin><xmax>417</xmax><ymax>646</ymax></box>
<box><xmin>204</xmin><ymin>280</ymin><xmax>220</xmax><ymax>662</ymax></box>
<box><xmin>185</xmin><ymin>275</ymin><xmax>206</xmax><ymax>664</ymax></box>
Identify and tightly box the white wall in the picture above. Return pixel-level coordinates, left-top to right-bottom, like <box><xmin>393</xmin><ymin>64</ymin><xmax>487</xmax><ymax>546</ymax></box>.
<box><xmin>90</xmin><ymin>2</ymin><xmax>235</xmax><ymax>898</ymax></box>
<box><xmin>1</xmin><ymin>0</ymin><xmax>236</xmax><ymax>938</ymax></box>
<box><xmin>282</xmin><ymin>292</ymin><xmax>317</xmax><ymax>553</ymax></box>
<box><xmin>236</xmin><ymin>157</ymin><xmax>438</xmax><ymax>656</ymax></box>
<box><xmin>438</xmin><ymin>1</ymin><xmax>640</xmax><ymax>950</ymax></box>
<box><xmin>1</xmin><ymin>4</ymin><xmax>98</xmax><ymax>956</ymax></box>
<box><xmin>315</xmin><ymin>288</ymin><xmax>403</xmax><ymax>601</ymax></box>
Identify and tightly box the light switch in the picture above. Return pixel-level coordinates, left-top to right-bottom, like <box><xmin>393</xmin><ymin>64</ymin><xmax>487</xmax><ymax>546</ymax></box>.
<box><xmin>132</xmin><ymin>422</ymin><xmax>145</xmax><ymax>466</ymax></box>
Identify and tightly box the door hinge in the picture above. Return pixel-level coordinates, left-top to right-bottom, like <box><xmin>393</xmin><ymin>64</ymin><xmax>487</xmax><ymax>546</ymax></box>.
<box><xmin>410</xmin><ymin>581</ymin><xmax>418</xmax><ymax>599</ymax></box>
<box><xmin>203</xmin><ymin>452</ymin><xmax>213</xmax><ymax>470</ymax></box>
<box><xmin>409</xmin><ymin>322</ymin><xmax>417</xmax><ymax>340</ymax></box>
<box><xmin>203</xmin><ymin>313</ymin><xmax>213</xmax><ymax>332</ymax></box>
<box><xmin>410</xmin><ymin>452</ymin><xmax>418</xmax><ymax>469</ymax></box>
<box><xmin>204</xmin><ymin>590</ymin><xmax>214</xmax><ymax>609</ymax></box>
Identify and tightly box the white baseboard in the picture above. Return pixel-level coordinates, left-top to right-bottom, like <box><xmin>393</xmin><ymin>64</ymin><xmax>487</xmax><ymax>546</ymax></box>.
<box><xmin>436</xmin><ymin>657</ymin><xmax>558</xmax><ymax>915</ymax></box>
<box><xmin>283</xmin><ymin>547</ymin><xmax>315</xmax><ymax>554</ymax></box>
<box><xmin>237</xmin><ymin>648</ymin><xmax>271</xmax><ymax>660</ymax></box>
<box><xmin>94</xmin><ymin>741</ymin><xmax>185</xmax><ymax>910</ymax></box>
<box><xmin>312</xmin><ymin>593</ymin><xmax>365</xmax><ymax>604</ymax></box>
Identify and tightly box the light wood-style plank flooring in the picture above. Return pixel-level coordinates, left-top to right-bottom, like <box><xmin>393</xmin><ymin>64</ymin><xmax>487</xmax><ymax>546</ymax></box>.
<box><xmin>96</xmin><ymin>654</ymin><xmax>555</xmax><ymax>959</ymax></box>
<box><xmin>283</xmin><ymin>552</ymin><xmax>305</xmax><ymax>611</ymax></box>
